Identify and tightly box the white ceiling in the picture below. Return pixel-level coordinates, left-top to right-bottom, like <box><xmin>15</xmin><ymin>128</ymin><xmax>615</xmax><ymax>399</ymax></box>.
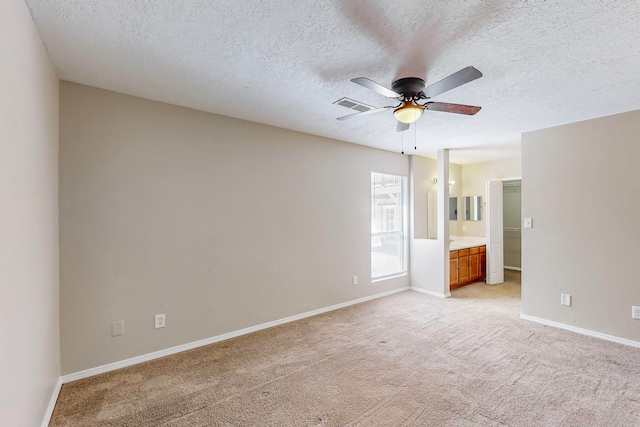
<box><xmin>25</xmin><ymin>0</ymin><xmax>640</xmax><ymax>164</ymax></box>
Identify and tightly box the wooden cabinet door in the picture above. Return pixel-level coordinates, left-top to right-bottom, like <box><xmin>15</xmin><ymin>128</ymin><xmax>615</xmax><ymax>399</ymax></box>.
<box><xmin>450</xmin><ymin>258</ymin><xmax>458</xmax><ymax>285</ymax></box>
<box><xmin>450</xmin><ymin>246</ymin><xmax>487</xmax><ymax>289</ymax></box>
<box><xmin>458</xmin><ymin>250</ymin><xmax>470</xmax><ymax>283</ymax></box>
<box><xmin>469</xmin><ymin>253</ymin><xmax>479</xmax><ymax>280</ymax></box>
<box><xmin>450</xmin><ymin>250</ymin><xmax>459</xmax><ymax>285</ymax></box>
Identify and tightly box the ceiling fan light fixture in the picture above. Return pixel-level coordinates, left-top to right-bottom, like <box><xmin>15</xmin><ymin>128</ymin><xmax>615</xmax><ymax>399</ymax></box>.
<box><xmin>394</xmin><ymin>102</ymin><xmax>424</xmax><ymax>123</ymax></box>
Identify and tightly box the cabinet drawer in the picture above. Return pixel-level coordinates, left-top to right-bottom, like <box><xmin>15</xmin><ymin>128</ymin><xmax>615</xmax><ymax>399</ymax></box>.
<box><xmin>450</xmin><ymin>250</ymin><xmax>458</xmax><ymax>259</ymax></box>
<box><xmin>479</xmin><ymin>245</ymin><xmax>486</xmax><ymax>253</ymax></box>
<box><xmin>458</xmin><ymin>249</ymin><xmax>469</xmax><ymax>257</ymax></box>
<box><xmin>469</xmin><ymin>247</ymin><xmax>479</xmax><ymax>255</ymax></box>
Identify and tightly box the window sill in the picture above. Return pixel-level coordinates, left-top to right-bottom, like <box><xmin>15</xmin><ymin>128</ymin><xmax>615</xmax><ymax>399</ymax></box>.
<box><xmin>372</xmin><ymin>272</ymin><xmax>407</xmax><ymax>283</ymax></box>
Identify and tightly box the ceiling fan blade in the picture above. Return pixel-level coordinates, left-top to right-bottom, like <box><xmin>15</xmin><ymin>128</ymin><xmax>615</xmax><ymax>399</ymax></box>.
<box><xmin>426</xmin><ymin>102</ymin><xmax>481</xmax><ymax>115</ymax></box>
<box><xmin>336</xmin><ymin>106</ymin><xmax>394</xmax><ymax>121</ymax></box>
<box><xmin>423</xmin><ymin>66</ymin><xmax>482</xmax><ymax>99</ymax></box>
<box><xmin>396</xmin><ymin>121</ymin><xmax>410</xmax><ymax>132</ymax></box>
<box><xmin>351</xmin><ymin>77</ymin><xmax>401</xmax><ymax>98</ymax></box>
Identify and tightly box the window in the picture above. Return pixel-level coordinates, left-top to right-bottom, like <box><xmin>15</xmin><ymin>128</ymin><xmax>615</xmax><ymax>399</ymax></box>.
<box><xmin>371</xmin><ymin>172</ymin><xmax>407</xmax><ymax>280</ymax></box>
<box><xmin>382</xmin><ymin>205</ymin><xmax>397</xmax><ymax>232</ymax></box>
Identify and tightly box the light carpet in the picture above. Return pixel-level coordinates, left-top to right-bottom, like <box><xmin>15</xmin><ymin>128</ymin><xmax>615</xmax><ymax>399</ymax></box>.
<box><xmin>50</xmin><ymin>272</ymin><xmax>640</xmax><ymax>426</ymax></box>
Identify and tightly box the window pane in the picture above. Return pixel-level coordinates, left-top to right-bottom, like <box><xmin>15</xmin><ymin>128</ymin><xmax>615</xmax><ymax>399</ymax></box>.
<box><xmin>371</xmin><ymin>172</ymin><xmax>406</xmax><ymax>280</ymax></box>
<box><xmin>371</xmin><ymin>234</ymin><xmax>404</xmax><ymax>279</ymax></box>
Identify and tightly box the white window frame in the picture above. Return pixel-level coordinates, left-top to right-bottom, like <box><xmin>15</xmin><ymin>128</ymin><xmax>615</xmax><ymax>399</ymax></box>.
<box><xmin>371</xmin><ymin>172</ymin><xmax>408</xmax><ymax>281</ymax></box>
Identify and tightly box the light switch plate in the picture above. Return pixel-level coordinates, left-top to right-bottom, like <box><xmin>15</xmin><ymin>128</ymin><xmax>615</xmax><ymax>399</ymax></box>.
<box><xmin>632</xmin><ymin>306</ymin><xmax>640</xmax><ymax>320</ymax></box>
<box><xmin>561</xmin><ymin>294</ymin><xmax>571</xmax><ymax>306</ymax></box>
<box><xmin>524</xmin><ymin>217</ymin><xmax>533</xmax><ymax>229</ymax></box>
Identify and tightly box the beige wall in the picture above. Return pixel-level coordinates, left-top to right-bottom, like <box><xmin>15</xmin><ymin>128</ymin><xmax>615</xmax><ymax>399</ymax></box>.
<box><xmin>411</xmin><ymin>156</ymin><xmax>438</xmax><ymax>240</ymax></box>
<box><xmin>449</xmin><ymin>163</ymin><xmax>462</xmax><ymax>236</ymax></box>
<box><xmin>0</xmin><ymin>0</ymin><xmax>60</xmax><ymax>424</ymax></box>
<box><xmin>409</xmin><ymin>153</ymin><xmax>452</xmax><ymax>296</ymax></box>
<box><xmin>411</xmin><ymin>156</ymin><xmax>462</xmax><ymax>239</ymax></box>
<box><xmin>522</xmin><ymin>110</ymin><xmax>640</xmax><ymax>342</ymax></box>
<box><xmin>410</xmin><ymin>156</ymin><xmax>441</xmax><ymax>293</ymax></box>
<box><xmin>461</xmin><ymin>158</ymin><xmax>522</xmax><ymax>237</ymax></box>
<box><xmin>59</xmin><ymin>82</ymin><xmax>410</xmax><ymax>374</ymax></box>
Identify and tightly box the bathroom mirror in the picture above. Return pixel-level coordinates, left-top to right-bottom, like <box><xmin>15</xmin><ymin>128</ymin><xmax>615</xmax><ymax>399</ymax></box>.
<box><xmin>449</xmin><ymin>197</ymin><xmax>458</xmax><ymax>220</ymax></box>
<box><xmin>464</xmin><ymin>196</ymin><xmax>483</xmax><ymax>221</ymax></box>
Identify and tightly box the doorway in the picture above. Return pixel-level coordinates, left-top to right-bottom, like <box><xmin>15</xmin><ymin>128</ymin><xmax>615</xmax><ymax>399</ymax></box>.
<box><xmin>486</xmin><ymin>178</ymin><xmax>522</xmax><ymax>285</ymax></box>
<box><xmin>503</xmin><ymin>180</ymin><xmax>521</xmax><ymax>271</ymax></box>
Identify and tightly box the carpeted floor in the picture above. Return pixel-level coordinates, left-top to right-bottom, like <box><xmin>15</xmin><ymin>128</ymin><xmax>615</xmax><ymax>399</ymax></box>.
<box><xmin>50</xmin><ymin>271</ymin><xmax>640</xmax><ymax>426</ymax></box>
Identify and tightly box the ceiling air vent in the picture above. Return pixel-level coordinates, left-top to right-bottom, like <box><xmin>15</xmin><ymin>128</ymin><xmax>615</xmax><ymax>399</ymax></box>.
<box><xmin>333</xmin><ymin>97</ymin><xmax>374</xmax><ymax>113</ymax></box>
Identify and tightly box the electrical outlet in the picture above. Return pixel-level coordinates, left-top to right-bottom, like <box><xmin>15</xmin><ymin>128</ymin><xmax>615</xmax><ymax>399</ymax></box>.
<box><xmin>155</xmin><ymin>313</ymin><xmax>166</xmax><ymax>329</ymax></box>
<box><xmin>352</xmin><ymin>276</ymin><xmax>358</xmax><ymax>285</ymax></box>
<box><xmin>561</xmin><ymin>294</ymin><xmax>571</xmax><ymax>306</ymax></box>
<box><xmin>111</xmin><ymin>321</ymin><xmax>124</xmax><ymax>337</ymax></box>
<box><xmin>632</xmin><ymin>306</ymin><xmax>640</xmax><ymax>320</ymax></box>
<box><xmin>524</xmin><ymin>217</ymin><xmax>533</xmax><ymax>229</ymax></box>
<box><xmin>462</xmin><ymin>225</ymin><xmax>467</xmax><ymax>232</ymax></box>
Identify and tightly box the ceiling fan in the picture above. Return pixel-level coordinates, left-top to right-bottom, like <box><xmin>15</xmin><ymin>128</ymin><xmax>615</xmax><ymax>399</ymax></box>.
<box><xmin>337</xmin><ymin>66</ymin><xmax>483</xmax><ymax>131</ymax></box>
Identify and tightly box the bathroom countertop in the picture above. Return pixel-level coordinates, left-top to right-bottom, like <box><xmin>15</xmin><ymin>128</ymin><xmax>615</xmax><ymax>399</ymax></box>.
<box><xmin>449</xmin><ymin>236</ymin><xmax>487</xmax><ymax>251</ymax></box>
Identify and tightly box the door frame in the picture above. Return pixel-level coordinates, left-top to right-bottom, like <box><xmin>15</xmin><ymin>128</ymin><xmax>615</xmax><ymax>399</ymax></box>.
<box><xmin>485</xmin><ymin>176</ymin><xmax>521</xmax><ymax>285</ymax></box>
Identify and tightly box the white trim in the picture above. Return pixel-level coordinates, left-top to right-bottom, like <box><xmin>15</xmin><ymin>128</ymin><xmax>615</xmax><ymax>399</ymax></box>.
<box><xmin>520</xmin><ymin>314</ymin><xmax>640</xmax><ymax>349</ymax></box>
<box><xmin>410</xmin><ymin>286</ymin><xmax>451</xmax><ymax>299</ymax></box>
<box><xmin>372</xmin><ymin>272</ymin><xmax>407</xmax><ymax>283</ymax></box>
<box><xmin>504</xmin><ymin>266</ymin><xmax>522</xmax><ymax>271</ymax></box>
<box><xmin>41</xmin><ymin>377</ymin><xmax>62</xmax><ymax>427</ymax></box>
<box><xmin>61</xmin><ymin>287</ymin><xmax>410</xmax><ymax>384</ymax></box>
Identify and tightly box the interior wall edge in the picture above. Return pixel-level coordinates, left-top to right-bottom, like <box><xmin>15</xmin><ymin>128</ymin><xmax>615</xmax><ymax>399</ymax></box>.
<box><xmin>39</xmin><ymin>378</ymin><xmax>63</xmax><ymax>427</ymax></box>
<box><xmin>1</xmin><ymin>0</ymin><xmax>60</xmax><ymax>424</ymax></box>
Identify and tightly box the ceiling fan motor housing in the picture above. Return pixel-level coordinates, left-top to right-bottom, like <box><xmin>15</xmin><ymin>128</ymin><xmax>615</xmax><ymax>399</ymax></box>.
<box><xmin>392</xmin><ymin>77</ymin><xmax>427</xmax><ymax>101</ymax></box>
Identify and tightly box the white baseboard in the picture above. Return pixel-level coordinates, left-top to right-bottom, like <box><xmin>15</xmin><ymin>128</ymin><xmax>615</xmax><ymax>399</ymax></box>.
<box><xmin>520</xmin><ymin>314</ymin><xmax>640</xmax><ymax>349</ymax></box>
<box><xmin>410</xmin><ymin>286</ymin><xmax>451</xmax><ymax>299</ymax></box>
<box><xmin>61</xmin><ymin>287</ymin><xmax>410</xmax><ymax>384</ymax></box>
<box><xmin>41</xmin><ymin>377</ymin><xmax>62</xmax><ymax>427</ymax></box>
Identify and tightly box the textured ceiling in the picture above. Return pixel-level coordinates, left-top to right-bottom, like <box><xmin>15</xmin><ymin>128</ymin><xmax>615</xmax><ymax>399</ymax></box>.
<box><xmin>25</xmin><ymin>0</ymin><xmax>640</xmax><ymax>164</ymax></box>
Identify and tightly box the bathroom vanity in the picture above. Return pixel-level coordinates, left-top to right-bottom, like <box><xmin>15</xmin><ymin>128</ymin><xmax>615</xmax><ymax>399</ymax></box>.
<box><xmin>449</xmin><ymin>237</ymin><xmax>487</xmax><ymax>290</ymax></box>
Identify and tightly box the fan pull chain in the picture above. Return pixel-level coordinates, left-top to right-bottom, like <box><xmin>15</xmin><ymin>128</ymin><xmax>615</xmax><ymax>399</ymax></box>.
<box><xmin>414</xmin><ymin>122</ymin><xmax>417</xmax><ymax>150</ymax></box>
<box><xmin>401</xmin><ymin>129</ymin><xmax>404</xmax><ymax>154</ymax></box>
